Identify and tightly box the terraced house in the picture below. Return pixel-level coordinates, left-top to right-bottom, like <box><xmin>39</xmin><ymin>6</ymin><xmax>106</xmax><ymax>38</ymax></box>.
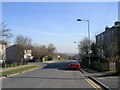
<box><xmin>96</xmin><ymin>21</ymin><xmax>120</xmax><ymax>58</ymax></box>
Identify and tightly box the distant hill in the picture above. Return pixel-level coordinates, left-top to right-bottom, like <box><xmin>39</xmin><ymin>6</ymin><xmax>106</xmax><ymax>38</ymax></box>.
<box><xmin>66</xmin><ymin>53</ymin><xmax>77</xmax><ymax>56</ymax></box>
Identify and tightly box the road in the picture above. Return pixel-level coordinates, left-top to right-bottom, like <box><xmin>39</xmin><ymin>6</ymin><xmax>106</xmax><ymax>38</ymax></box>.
<box><xmin>96</xmin><ymin>76</ymin><xmax>118</xmax><ymax>89</ymax></box>
<box><xmin>83</xmin><ymin>68</ymin><xmax>119</xmax><ymax>89</ymax></box>
<box><xmin>2</xmin><ymin>61</ymin><xmax>98</xmax><ymax>89</ymax></box>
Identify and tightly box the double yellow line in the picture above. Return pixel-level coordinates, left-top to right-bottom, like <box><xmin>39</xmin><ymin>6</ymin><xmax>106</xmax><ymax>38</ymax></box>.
<box><xmin>80</xmin><ymin>69</ymin><xmax>103</xmax><ymax>90</ymax></box>
<box><xmin>85</xmin><ymin>78</ymin><xmax>103</xmax><ymax>90</ymax></box>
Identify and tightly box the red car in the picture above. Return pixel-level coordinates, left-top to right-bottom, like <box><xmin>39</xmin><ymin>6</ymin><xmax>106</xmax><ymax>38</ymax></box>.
<box><xmin>68</xmin><ymin>60</ymin><xmax>81</xmax><ymax>70</ymax></box>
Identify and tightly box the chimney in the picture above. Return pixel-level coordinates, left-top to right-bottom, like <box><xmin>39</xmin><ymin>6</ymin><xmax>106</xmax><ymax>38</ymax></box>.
<box><xmin>115</xmin><ymin>21</ymin><xmax>120</xmax><ymax>25</ymax></box>
<box><xmin>105</xmin><ymin>26</ymin><xmax>109</xmax><ymax>31</ymax></box>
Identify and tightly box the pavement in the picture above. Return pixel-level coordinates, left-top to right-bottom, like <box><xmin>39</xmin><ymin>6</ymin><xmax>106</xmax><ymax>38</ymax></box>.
<box><xmin>0</xmin><ymin>60</ymin><xmax>57</xmax><ymax>72</ymax></box>
<box><xmin>0</xmin><ymin>64</ymin><xmax>32</xmax><ymax>72</ymax></box>
<box><xmin>82</xmin><ymin>67</ymin><xmax>119</xmax><ymax>89</ymax></box>
<box><xmin>2</xmin><ymin>61</ymin><xmax>98</xmax><ymax>89</ymax></box>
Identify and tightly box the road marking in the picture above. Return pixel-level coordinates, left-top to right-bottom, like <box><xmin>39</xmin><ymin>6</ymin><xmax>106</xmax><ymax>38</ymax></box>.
<box><xmin>88</xmin><ymin>78</ymin><xmax>102</xmax><ymax>89</ymax></box>
<box><xmin>85</xmin><ymin>79</ymin><xmax>97</xmax><ymax>89</ymax></box>
<box><xmin>85</xmin><ymin>78</ymin><xmax>103</xmax><ymax>90</ymax></box>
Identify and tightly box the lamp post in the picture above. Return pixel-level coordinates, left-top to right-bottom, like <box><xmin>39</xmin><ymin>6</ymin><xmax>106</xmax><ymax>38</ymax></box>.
<box><xmin>77</xmin><ymin>18</ymin><xmax>91</xmax><ymax>68</ymax></box>
<box><xmin>74</xmin><ymin>42</ymin><xmax>80</xmax><ymax>55</ymax></box>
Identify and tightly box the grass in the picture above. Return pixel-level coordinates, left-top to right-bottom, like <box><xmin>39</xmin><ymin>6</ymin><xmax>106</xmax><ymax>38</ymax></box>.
<box><xmin>3</xmin><ymin>64</ymin><xmax>27</xmax><ymax>69</ymax></box>
<box><xmin>0</xmin><ymin>65</ymin><xmax>40</xmax><ymax>77</ymax></box>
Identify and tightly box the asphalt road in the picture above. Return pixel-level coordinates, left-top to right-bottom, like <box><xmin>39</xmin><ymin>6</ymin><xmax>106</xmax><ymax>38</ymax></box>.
<box><xmin>83</xmin><ymin>68</ymin><xmax>119</xmax><ymax>89</ymax></box>
<box><xmin>95</xmin><ymin>75</ymin><xmax>119</xmax><ymax>89</ymax></box>
<box><xmin>2</xmin><ymin>61</ymin><xmax>95</xmax><ymax>88</ymax></box>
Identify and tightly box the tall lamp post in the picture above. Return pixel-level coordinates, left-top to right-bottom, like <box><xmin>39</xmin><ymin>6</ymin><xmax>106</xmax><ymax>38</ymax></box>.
<box><xmin>77</xmin><ymin>18</ymin><xmax>91</xmax><ymax>68</ymax></box>
<box><xmin>74</xmin><ymin>42</ymin><xmax>80</xmax><ymax>55</ymax></box>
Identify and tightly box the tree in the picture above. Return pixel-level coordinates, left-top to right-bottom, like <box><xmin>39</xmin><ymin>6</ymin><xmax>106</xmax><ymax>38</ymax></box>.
<box><xmin>14</xmin><ymin>35</ymin><xmax>32</xmax><ymax>64</ymax></box>
<box><xmin>91</xmin><ymin>42</ymin><xmax>97</xmax><ymax>57</ymax></box>
<box><xmin>31</xmin><ymin>43</ymin><xmax>57</xmax><ymax>60</ymax></box>
<box><xmin>32</xmin><ymin>45</ymin><xmax>48</xmax><ymax>58</ymax></box>
<box><xmin>47</xmin><ymin>44</ymin><xmax>56</xmax><ymax>55</ymax></box>
<box><xmin>15</xmin><ymin>35</ymin><xmax>32</xmax><ymax>47</ymax></box>
<box><xmin>78</xmin><ymin>37</ymin><xmax>94</xmax><ymax>66</ymax></box>
<box><xmin>107</xmin><ymin>42</ymin><xmax>119</xmax><ymax>73</ymax></box>
<box><xmin>1</xmin><ymin>23</ymin><xmax>12</xmax><ymax>43</ymax></box>
<box><xmin>79</xmin><ymin>37</ymin><xmax>92</xmax><ymax>55</ymax></box>
<box><xmin>105</xmin><ymin>42</ymin><xmax>118</xmax><ymax>62</ymax></box>
<box><xmin>107</xmin><ymin>42</ymin><xmax>118</xmax><ymax>57</ymax></box>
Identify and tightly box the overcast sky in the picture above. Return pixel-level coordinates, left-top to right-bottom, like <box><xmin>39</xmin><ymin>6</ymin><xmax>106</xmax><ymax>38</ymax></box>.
<box><xmin>2</xmin><ymin>2</ymin><xmax>118</xmax><ymax>54</ymax></box>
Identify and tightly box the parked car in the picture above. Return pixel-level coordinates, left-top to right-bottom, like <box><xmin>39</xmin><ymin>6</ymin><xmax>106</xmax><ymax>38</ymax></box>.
<box><xmin>68</xmin><ymin>60</ymin><xmax>81</xmax><ymax>70</ymax></box>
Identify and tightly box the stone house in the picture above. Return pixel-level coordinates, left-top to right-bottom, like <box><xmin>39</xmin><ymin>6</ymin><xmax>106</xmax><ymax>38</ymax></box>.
<box><xmin>96</xmin><ymin>21</ymin><xmax>120</xmax><ymax>58</ymax></box>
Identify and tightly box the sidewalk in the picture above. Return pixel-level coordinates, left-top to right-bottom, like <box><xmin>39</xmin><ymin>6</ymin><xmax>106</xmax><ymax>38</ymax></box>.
<box><xmin>0</xmin><ymin>64</ymin><xmax>32</xmax><ymax>72</ymax></box>
<box><xmin>83</xmin><ymin>68</ymin><xmax>119</xmax><ymax>77</ymax></box>
<box><xmin>0</xmin><ymin>60</ymin><xmax>59</xmax><ymax>72</ymax></box>
<box><xmin>82</xmin><ymin>68</ymin><xmax>119</xmax><ymax>89</ymax></box>
<box><xmin>0</xmin><ymin>61</ymin><xmax>58</xmax><ymax>72</ymax></box>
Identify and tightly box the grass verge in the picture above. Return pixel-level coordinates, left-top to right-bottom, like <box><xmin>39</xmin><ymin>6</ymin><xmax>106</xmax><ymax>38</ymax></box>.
<box><xmin>0</xmin><ymin>65</ymin><xmax>40</xmax><ymax>77</ymax></box>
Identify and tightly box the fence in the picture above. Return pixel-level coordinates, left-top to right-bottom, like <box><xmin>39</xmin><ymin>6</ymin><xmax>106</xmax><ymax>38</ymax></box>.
<box><xmin>109</xmin><ymin>62</ymin><xmax>116</xmax><ymax>71</ymax></box>
<box><xmin>91</xmin><ymin>61</ymin><xmax>120</xmax><ymax>72</ymax></box>
<box><xmin>91</xmin><ymin>62</ymin><xmax>109</xmax><ymax>71</ymax></box>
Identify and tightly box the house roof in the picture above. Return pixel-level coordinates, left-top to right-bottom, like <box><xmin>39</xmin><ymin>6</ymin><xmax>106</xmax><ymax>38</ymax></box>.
<box><xmin>96</xmin><ymin>22</ymin><xmax>120</xmax><ymax>37</ymax></box>
<box><xmin>112</xmin><ymin>24</ymin><xmax>120</xmax><ymax>28</ymax></box>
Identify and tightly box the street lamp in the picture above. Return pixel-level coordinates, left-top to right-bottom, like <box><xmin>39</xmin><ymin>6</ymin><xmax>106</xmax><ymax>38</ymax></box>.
<box><xmin>74</xmin><ymin>42</ymin><xmax>80</xmax><ymax>55</ymax></box>
<box><xmin>77</xmin><ymin>18</ymin><xmax>91</xmax><ymax>68</ymax></box>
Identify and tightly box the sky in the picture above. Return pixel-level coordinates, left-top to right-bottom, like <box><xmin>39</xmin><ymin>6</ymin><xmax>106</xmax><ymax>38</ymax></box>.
<box><xmin>2</xmin><ymin>2</ymin><xmax>118</xmax><ymax>54</ymax></box>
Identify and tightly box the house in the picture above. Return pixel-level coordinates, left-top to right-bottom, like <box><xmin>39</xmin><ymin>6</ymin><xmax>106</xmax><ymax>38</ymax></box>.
<box><xmin>96</xmin><ymin>21</ymin><xmax>120</xmax><ymax>58</ymax></box>
<box><xmin>0</xmin><ymin>41</ymin><xmax>7</xmax><ymax>66</ymax></box>
<box><xmin>24</xmin><ymin>50</ymin><xmax>33</xmax><ymax>61</ymax></box>
<box><xmin>6</xmin><ymin>45</ymin><xmax>33</xmax><ymax>65</ymax></box>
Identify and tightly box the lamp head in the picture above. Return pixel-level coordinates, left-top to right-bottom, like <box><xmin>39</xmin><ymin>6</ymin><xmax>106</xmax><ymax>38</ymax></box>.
<box><xmin>77</xmin><ymin>18</ymin><xmax>82</xmax><ymax>21</ymax></box>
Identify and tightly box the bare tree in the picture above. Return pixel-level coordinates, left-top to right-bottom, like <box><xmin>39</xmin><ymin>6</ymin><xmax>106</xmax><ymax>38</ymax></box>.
<box><xmin>14</xmin><ymin>35</ymin><xmax>32</xmax><ymax>64</ymax></box>
<box><xmin>32</xmin><ymin>45</ymin><xmax>47</xmax><ymax>58</ymax></box>
<box><xmin>15</xmin><ymin>35</ymin><xmax>32</xmax><ymax>47</ymax></box>
<box><xmin>79</xmin><ymin>37</ymin><xmax>92</xmax><ymax>55</ymax></box>
<box><xmin>31</xmin><ymin>43</ymin><xmax>57</xmax><ymax>60</ymax></box>
<box><xmin>47</xmin><ymin>43</ymin><xmax>56</xmax><ymax>54</ymax></box>
<box><xmin>1</xmin><ymin>23</ymin><xmax>12</xmax><ymax>43</ymax></box>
